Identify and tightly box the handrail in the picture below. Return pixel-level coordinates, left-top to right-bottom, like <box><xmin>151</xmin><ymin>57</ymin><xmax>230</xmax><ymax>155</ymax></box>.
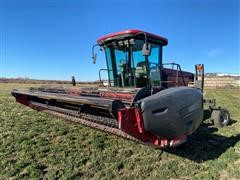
<box><xmin>98</xmin><ymin>69</ymin><xmax>109</xmax><ymax>84</ymax></box>
<box><xmin>99</xmin><ymin>69</ymin><xmax>121</xmax><ymax>86</ymax></box>
<box><xmin>161</xmin><ymin>62</ymin><xmax>186</xmax><ymax>86</ymax></box>
<box><xmin>99</xmin><ymin>62</ymin><xmax>187</xmax><ymax>88</ymax></box>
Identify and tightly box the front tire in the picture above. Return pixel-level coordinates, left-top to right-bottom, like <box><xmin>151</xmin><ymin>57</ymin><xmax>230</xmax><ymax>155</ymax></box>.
<box><xmin>211</xmin><ymin>109</ymin><xmax>231</xmax><ymax>127</ymax></box>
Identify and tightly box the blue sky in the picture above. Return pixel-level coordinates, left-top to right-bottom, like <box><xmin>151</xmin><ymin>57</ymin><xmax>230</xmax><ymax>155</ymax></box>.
<box><xmin>1</xmin><ymin>0</ymin><xmax>239</xmax><ymax>81</ymax></box>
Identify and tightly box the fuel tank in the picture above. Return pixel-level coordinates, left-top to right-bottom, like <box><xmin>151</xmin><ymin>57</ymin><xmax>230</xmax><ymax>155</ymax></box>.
<box><xmin>140</xmin><ymin>87</ymin><xmax>203</xmax><ymax>139</ymax></box>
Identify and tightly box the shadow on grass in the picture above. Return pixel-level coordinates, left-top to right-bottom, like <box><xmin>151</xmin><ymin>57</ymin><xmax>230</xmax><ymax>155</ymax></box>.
<box><xmin>227</xmin><ymin>119</ymin><xmax>238</xmax><ymax>126</ymax></box>
<box><xmin>166</xmin><ymin>123</ymin><xmax>240</xmax><ymax>163</ymax></box>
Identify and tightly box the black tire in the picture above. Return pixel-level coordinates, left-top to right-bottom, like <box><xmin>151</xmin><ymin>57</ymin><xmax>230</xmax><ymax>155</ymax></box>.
<box><xmin>211</xmin><ymin>109</ymin><xmax>231</xmax><ymax>127</ymax></box>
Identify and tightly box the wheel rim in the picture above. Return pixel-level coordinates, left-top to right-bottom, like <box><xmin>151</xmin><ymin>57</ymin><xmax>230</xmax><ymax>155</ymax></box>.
<box><xmin>220</xmin><ymin>111</ymin><xmax>229</xmax><ymax>125</ymax></box>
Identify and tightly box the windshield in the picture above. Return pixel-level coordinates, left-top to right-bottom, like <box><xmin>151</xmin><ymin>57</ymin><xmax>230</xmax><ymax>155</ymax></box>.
<box><xmin>105</xmin><ymin>39</ymin><xmax>162</xmax><ymax>87</ymax></box>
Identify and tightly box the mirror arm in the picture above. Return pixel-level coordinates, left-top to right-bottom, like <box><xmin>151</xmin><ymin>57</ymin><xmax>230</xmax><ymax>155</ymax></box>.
<box><xmin>134</xmin><ymin>32</ymin><xmax>148</xmax><ymax>44</ymax></box>
<box><xmin>92</xmin><ymin>44</ymin><xmax>99</xmax><ymax>64</ymax></box>
<box><xmin>143</xmin><ymin>32</ymin><xmax>148</xmax><ymax>45</ymax></box>
<box><xmin>92</xmin><ymin>44</ymin><xmax>98</xmax><ymax>58</ymax></box>
<box><xmin>136</xmin><ymin>32</ymin><xmax>151</xmax><ymax>56</ymax></box>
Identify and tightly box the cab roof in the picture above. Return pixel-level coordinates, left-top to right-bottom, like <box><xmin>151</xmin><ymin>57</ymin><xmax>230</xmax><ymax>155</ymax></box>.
<box><xmin>97</xmin><ymin>29</ymin><xmax>168</xmax><ymax>46</ymax></box>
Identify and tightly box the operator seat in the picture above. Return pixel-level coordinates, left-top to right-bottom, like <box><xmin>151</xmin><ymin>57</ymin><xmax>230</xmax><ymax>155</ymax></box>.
<box><xmin>135</xmin><ymin>61</ymin><xmax>148</xmax><ymax>87</ymax></box>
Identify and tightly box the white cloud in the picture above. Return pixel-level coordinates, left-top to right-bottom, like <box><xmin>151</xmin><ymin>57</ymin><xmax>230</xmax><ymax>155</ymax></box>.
<box><xmin>205</xmin><ymin>48</ymin><xmax>222</xmax><ymax>58</ymax></box>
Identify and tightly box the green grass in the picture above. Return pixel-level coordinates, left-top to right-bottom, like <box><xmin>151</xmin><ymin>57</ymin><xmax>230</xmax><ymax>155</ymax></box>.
<box><xmin>0</xmin><ymin>83</ymin><xmax>240</xmax><ymax>179</ymax></box>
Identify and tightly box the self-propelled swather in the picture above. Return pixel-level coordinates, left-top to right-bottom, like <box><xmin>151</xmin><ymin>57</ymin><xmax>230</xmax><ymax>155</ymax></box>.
<box><xmin>12</xmin><ymin>30</ymin><xmax>231</xmax><ymax>148</ymax></box>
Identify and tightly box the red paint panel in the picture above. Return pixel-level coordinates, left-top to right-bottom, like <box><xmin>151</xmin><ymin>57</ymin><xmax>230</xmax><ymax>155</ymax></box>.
<box><xmin>100</xmin><ymin>91</ymin><xmax>134</xmax><ymax>101</ymax></box>
<box><xmin>16</xmin><ymin>94</ymin><xmax>30</xmax><ymax>106</ymax></box>
<box><xmin>118</xmin><ymin>107</ymin><xmax>187</xmax><ymax>148</ymax></box>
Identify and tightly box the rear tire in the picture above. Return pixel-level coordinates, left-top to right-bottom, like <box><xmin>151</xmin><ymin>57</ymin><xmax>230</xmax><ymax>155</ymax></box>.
<box><xmin>211</xmin><ymin>109</ymin><xmax>231</xmax><ymax>127</ymax></box>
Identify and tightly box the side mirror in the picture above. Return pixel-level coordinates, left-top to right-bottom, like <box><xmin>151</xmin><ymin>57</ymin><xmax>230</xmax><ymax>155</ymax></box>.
<box><xmin>92</xmin><ymin>53</ymin><xmax>97</xmax><ymax>64</ymax></box>
<box><xmin>142</xmin><ymin>43</ymin><xmax>151</xmax><ymax>56</ymax></box>
<box><xmin>92</xmin><ymin>44</ymin><xmax>100</xmax><ymax>64</ymax></box>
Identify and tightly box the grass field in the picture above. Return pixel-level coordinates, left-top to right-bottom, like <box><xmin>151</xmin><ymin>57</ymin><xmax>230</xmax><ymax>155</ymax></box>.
<box><xmin>0</xmin><ymin>83</ymin><xmax>240</xmax><ymax>179</ymax></box>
